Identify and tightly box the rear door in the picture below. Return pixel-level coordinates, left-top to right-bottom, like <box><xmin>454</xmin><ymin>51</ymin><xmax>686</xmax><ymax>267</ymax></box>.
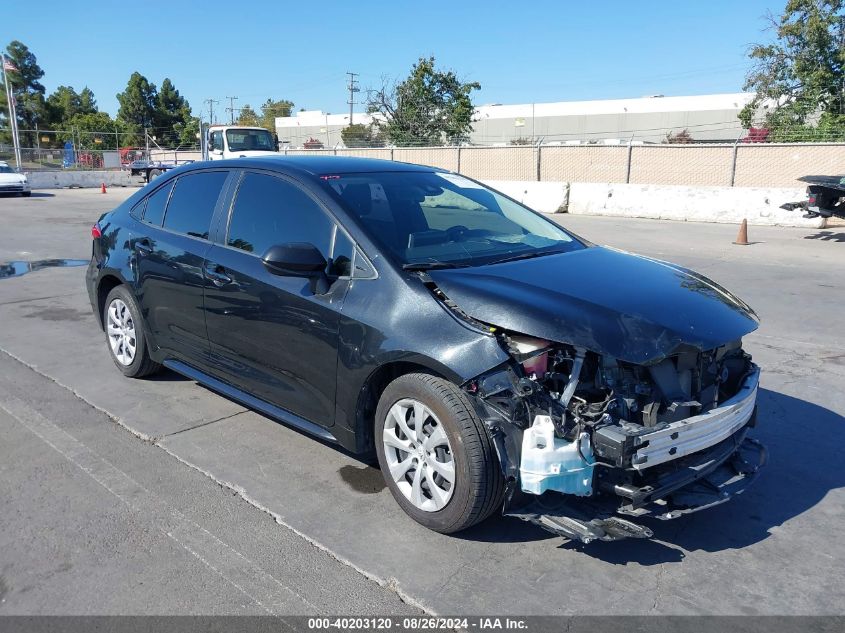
<box><xmin>134</xmin><ymin>169</ymin><xmax>230</xmax><ymax>363</ymax></box>
<box><xmin>203</xmin><ymin>170</ymin><xmax>353</xmax><ymax>428</ymax></box>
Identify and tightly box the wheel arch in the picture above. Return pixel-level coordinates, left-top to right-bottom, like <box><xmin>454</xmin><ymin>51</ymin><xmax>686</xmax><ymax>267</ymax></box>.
<box><xmin>95</xmin><ymin>273</ymin><xmax>125</xmax><ymax>329</ymax></box>
<box><xmin>353</xmin><ymin>358</ymin><xmax>455</xmax><ymax>456</ymax></box>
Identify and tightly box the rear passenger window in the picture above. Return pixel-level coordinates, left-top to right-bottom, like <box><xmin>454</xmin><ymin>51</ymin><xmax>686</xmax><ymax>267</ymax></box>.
<box><xmin>142</xmin><ymin>182</ymin><xmax>174</xmax><ymax>226</ymax></box>
<box><xmin>227</xmin><ymin>172</ymin><xmax>332</xmax><ymax>257</ymax></box>
<box><xmin>163</xmin><ymin>171</ymin><xmax>228</xmax><ymax>239</ymax></box>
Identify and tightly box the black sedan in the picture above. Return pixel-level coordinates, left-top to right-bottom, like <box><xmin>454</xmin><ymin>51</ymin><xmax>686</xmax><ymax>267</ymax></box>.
<box><xmin>86</xmin><ymin>156</ymin><xmax>765</xmax><ymax>543</ymax></box>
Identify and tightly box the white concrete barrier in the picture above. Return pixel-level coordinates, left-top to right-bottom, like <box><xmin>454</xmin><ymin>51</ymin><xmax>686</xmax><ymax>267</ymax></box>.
<box><xmin>26</xmin><ymin>170</ymin><xmax>135</xmax><ymax>189</ymax></box>
<box><xmin>566</xmin><ymin>182</ymin><xmax>824</xmax><ymax>228</ymax></box>
<box><xmin>483</xmin><ymin>180</ymin><xmax>570</xmax><ymax>214</ymax></box>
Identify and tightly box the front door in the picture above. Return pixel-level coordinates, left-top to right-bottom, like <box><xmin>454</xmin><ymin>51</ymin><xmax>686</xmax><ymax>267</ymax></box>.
<box><xmin>203</xmin><ymin>171</ymin><xmax>352</xmax><ymax>428</ymax></box>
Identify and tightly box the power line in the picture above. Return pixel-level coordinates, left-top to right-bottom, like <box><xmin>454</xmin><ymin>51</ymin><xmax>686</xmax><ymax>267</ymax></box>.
<box><xmin>347</xmin><ymin>72</ymin><xmax>360</xmax><ymax>125</ymax></box>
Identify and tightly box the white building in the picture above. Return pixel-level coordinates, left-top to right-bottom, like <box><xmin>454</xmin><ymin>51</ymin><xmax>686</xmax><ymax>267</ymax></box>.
<box><xmin>275</xmin><ymin>93</ymin><xmax>756</xmax><ymax>148</ymax></box>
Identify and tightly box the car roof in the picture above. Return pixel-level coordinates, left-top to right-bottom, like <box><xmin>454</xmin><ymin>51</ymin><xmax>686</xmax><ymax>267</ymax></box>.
<box><xmin>177</xmin><ymin>155</ymin><xmax>442</xmax><ymax>177</ymax></box>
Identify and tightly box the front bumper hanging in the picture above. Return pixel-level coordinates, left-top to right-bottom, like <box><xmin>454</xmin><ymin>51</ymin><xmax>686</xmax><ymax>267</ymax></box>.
<box><xmin>506</xmin><ymin>433</ymin><xmax>767</xmax><ymax>544</ymax></box>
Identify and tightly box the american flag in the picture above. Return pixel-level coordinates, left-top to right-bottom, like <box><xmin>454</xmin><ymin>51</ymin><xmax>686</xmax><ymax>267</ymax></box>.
<box><xmin>3</xmin><ymin>58</ymin><xmax>17</xmax><ymax>72</ymax></box>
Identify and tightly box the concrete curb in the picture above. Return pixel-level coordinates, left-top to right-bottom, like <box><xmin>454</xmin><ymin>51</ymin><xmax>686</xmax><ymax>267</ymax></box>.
<box><xmin>567</xmin><ymin>182</ymin><xmax>824</xmax><ymax>228</ymax></box>
<box><xmin>26</xmin><ymin>170</ymin><xmax>135</xmax><ymax>189</ymax></box>
<box><xmin>485</xmin><ymin>180</ymin><xmax>823</xmax><ymax>228</ymax></box>
<box><xmin>482</xmin><ymin>180</ymin><xmax>570</xmax><ymax>214</ymax></box>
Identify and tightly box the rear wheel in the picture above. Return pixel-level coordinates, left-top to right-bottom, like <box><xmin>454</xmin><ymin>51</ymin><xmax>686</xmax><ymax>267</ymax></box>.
<box><xmin>375</xmin><ymin>373</ymin><xmax>504</xmax><ymax>533</ymax></box>
<box><xmin>21</xmin><ymin>191</ymin><xmax>31</xmax><ymax>197</ymax></box>
<box><xmin>103</xmin><ymin>285</ymin><xmax>161</xmax><ymax>378</ymax></box>
<box><xmin>147</xmin><ymin>168</ymin><xmax>162</xmax><ymax>181</ymax></box>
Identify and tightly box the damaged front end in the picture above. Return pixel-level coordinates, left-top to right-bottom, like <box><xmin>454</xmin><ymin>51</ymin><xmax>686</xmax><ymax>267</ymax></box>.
<box><xmin>465</xmin><ymin>333</ymin><xmax>766</xmax><ymax>544</ymax></box>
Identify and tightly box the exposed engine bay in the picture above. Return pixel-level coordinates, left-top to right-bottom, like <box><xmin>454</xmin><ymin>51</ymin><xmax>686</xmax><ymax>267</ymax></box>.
<box><xmin>464</xmin><ymin>330</ymin><xmax>766</xmax><ymax>544</ymax></box>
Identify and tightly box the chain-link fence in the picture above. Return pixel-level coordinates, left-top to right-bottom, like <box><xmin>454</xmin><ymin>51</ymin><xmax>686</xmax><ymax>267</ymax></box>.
<box><xmin>269</xmin><ymin>142</ymin><xmax>845</xmax><ymax>188</ymax></box>
<box><xmin>7</xmin><ymin>123</ymin><xmax>845</xmax><ymax>188</ymax></box>
<box><xmin>1</xmin><ymin>126</ymin><xmax>202</xmax><ymax>171</ymax></box>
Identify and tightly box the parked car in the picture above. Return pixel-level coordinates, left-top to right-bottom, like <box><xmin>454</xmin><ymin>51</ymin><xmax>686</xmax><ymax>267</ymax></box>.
<box><xmin>86</xmin><ymin>157</ymin><xmax>765</xmax><ymax>543</ymax></box>
<box><xmin>0</xmin><ymin>161</ymin><xmax>31</xmax><ymax>196</ymax></box>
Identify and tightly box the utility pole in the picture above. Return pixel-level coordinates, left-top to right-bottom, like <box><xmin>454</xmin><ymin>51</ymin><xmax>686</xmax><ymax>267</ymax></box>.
<box><xmin>204</xmin><ymin>98</ymin><xmax>220</xmax><ymax>126</ymax></box>
<box><xmin>226</xmin><ymin>96</ymin><xmax>239</xmax><ymax>125</ymax></box>
<box><xmin>346</xmin><ymin>72</ymin><xmax>359</xmax><ymax>125</ymax></box>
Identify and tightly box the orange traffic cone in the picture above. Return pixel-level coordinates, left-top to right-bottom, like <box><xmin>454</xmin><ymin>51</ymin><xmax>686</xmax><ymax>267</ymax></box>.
<box><xmin>733</xmin><ymin>218</ymin><xmax>749</xmax><ymax>245</ymax></box>
<box><xmin>100</xmin><ymin>182</ymin><xmax>107</xmax><ymax>194</ymax></box>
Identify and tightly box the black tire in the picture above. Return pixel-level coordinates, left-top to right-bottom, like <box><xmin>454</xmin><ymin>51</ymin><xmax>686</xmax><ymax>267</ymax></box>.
<box><xmin>375</xmin><ymin>373</ymin><xmax>504</xmax><ymax>533</ymax></box>
<box><xmin>21</xmin><ymin>191</ymin><xmax>31</xmax><ymax>197</ymax></box>
<box><xmin>102</xmin><ymin>285</ymin><xmax>161</xmax><ymax>378</ymax></box>
<box><xmin>147</xmin><ymin>168</ymin><xmax>162</xmax><ymax>181</ymax></box>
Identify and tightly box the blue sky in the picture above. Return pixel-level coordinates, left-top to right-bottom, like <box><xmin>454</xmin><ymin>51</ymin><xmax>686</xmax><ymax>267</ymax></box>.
<box><xmin>3</xmin><ymin>0</ymin><xmax>784</xmax><ymax>120</ymax></box>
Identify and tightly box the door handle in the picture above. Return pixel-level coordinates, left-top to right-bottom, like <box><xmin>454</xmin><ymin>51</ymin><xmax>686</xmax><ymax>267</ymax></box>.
<box><xmin>135</xmin><ymin>239</ymin><xmax>152</xmax><ymax>255</ymax></box>
<box><xmin>204</xmin><ymin>263</ymin><xmax>232</xmax><ymax>286</ymax></box>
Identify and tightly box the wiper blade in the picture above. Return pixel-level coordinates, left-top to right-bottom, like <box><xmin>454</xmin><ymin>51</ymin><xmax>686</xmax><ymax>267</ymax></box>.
<box><xmin>402</xmin><ymin>261</ymin><xmax>468</xmax><ymax>271</ymax></box>
<box><xmin>486</xmin><ymin>251</ymin><xmax>552</xmax><ymax>265</ymax></box>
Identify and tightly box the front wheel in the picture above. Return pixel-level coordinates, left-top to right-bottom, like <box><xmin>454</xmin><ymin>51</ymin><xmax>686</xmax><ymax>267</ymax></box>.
<box><xmin>375</xmin><ymin>373</ymin><xmax>504</xmax><ymax>533</ymax></box>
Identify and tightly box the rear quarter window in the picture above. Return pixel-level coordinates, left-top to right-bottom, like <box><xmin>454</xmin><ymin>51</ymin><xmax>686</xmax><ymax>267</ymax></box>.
<box><xmin>141</xmin><ymin>181</ymin><xmax>174</xmax><ymax>226</ymax></box>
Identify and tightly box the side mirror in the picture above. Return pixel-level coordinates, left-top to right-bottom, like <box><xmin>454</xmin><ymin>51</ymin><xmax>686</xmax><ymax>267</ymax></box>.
<box><xmin>211</xmin><ymin>148</ymin><xmax>223</xmax><ymax>155</ymax></box>
<box><xmin>262</xmin><ymin>243</ymin><xmax>329</xmax><ymax>293</ymax></box>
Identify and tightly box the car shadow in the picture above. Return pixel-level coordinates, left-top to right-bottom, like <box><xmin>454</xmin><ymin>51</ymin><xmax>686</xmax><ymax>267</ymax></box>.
<box><xmin>804</xmin><ymin>231</ymin><xmax>845</xmax><ymax>242</ymax></box>
<box><xmin>140</xmin><ymin>367</ymin><xmax>190</xmax><ymax>382</ymax></box>
<box><xmin>147</xmin><ymin>369</ymin><xmax>842</xmax><ymax>560</ymax></box>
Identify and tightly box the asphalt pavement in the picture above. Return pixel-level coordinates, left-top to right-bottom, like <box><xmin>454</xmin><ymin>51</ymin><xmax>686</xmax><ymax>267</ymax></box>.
<box><xmin>0</xmin><ymin>187</ymin><xmax>843</xmax><ymax>615</ymax></box>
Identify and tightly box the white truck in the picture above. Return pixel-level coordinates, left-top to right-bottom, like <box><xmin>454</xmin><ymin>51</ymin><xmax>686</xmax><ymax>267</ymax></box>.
<box><xmin>207</xmin><ymin>125</ymin><xmax>279</xmax><ymax>160</ymax></box>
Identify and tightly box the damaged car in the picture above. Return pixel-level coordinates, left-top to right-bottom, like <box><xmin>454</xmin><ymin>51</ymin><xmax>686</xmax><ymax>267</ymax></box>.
<box><xmin>87</xmin><ymin>156</ymin><xmax>765</xmax><ymax>544</ymax></box>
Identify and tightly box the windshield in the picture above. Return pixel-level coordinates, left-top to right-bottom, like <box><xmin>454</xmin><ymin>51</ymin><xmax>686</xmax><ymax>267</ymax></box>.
<box><xmin>321</xmin><ymin>171</ymin><xmax>584</xmax><ymax>268</ymax></box>
<box><xmin>225</xmin><ymin>129</ymin><xmax>276</xmax><ymax>152</ymax></box>
<box><xmin>0</xmin><ymin>165</ymin><xmax>14</xmax><ymax>174</ymax></box>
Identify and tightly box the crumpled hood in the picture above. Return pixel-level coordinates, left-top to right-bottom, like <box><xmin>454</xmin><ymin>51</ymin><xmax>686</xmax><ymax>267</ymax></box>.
<box><xmin>428</xmin><ymin>246</ymin><xmax>759</xmax><ymax>364</ymax></box>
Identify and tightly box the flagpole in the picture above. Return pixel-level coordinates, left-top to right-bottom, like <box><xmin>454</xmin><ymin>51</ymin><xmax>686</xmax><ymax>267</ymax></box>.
<box><xmin>1</xmin><ymin>54</ymin><xmax>22</xmax><ymax>170</ymax></box>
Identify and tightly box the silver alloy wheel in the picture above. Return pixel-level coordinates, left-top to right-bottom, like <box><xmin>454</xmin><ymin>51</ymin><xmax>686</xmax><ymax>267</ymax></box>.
<box><xmin>106</xmin><ymin>298</ymin><xmax>137</xmax><ymax>366</ymax></box>
<box><xmin>382</xmin><ymin>398</ymin><xmax>455</xmax><ymax>512</ymax></box>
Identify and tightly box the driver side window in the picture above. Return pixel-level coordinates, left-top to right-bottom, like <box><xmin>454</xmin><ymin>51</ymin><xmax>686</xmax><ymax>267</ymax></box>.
<box><xmin>227</xmin><ymin>172</ymin><xmax>333</xmax><ymax>259</ymax></box>
<box><xmin>210</xmin><ymin>131</ymin><xmax>223</xmax><ymax>152</ymax></box>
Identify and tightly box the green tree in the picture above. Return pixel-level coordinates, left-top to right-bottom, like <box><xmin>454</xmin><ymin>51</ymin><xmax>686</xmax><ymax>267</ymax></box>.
<box><xmin>367</xmin><ymin>56</ymin><xmax>480</xmax><ymax>146</ymax></box>
<box><xmin>236</xmin><ymin>104</ymin><xmax>261</xmax><ymax>127</ymax></box>
<box><xmin>172</xmin><ymin>116</ymin><xmax>200</xmax><ymax>147</ymax></box>
<box><xmin>740</xmin><ymin>0</ymin><xmax>845</xmax><ymax>141</ymax></box>
<box><xmin>79</xmin><ymin>87</ymin><xmax>96</xmax><ymax>113</ymax></box>
<box><xmin>260</xmin><ymin>98</ymin><xmax>294</xmax><ymax>132</ymax></box>
<box><xmin>341</xmin><ymin>123</ymin><xmax>384</xmax><ymax>147</ymax></box>
<box><xmin>1</xmin><ymin>40</ymin><xmax>47</xmax><ymax>146</ymax></box>
<box><xmin>69</xmin><ymin>111</ymin><xmax>119</xmax><ymax>150</ymax></box>
<box><xmin>116</xmin><ymin>72</ymin><xmax>157</xmax><ymax>143</ymax></box>
<box><xmin>45</xmin><ymin>85</ymin><xmax>98</xmax><ymax>128</ymax></box>
<box><xmin>154</xmin><ymin>78</ymin><xmax>193</xmax><ymax>145</ymax></box>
